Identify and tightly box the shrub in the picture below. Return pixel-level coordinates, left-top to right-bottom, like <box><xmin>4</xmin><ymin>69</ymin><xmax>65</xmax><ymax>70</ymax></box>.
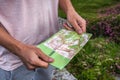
<box><xmin>87</xmin><ymin>15</ymin><xmax>120</xmax><ymax>44</ymax></box>
<box><xmin>67</xmin><ymin>38</ymin><xmax>120</xmax><ymax>80</ymax></box>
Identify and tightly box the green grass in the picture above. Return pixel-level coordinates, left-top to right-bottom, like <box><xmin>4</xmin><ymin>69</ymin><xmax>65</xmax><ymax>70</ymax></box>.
<box><xmin>67</xmin><ymin>38</ymin><xmax>120</xmax><ymax>80</ymax></box>
<box><xmin>59</xmin><ymin>0</ymin><xmax>120</xmax><ymax>21</ymax></box>
<box><xmin>59</xmin><ymin>0</ymin><xmax>120</xmax><ymax>80</ymax></box>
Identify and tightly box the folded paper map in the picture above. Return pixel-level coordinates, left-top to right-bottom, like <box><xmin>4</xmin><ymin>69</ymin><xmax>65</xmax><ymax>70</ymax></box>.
<box><xmin>37</xmin><ymin>29</ymin><xmax>92</xmax><ymax>69</ymax></box>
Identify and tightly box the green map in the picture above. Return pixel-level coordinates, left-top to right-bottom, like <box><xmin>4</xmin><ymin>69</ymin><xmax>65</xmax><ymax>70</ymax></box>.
<box><xmin>37</xmin><ymin>29</ymin><xmax>92</xmax><ymax>69</ymax></box>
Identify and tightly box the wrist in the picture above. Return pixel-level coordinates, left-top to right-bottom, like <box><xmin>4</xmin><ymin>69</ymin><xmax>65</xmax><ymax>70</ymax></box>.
<box><xmin>67</xmin><ymin>7</ymin><xmax>75</xmax><ymax>14</ymax></box>
<box><xmin>59</xmin><ymin>0</ymin><xmax>76</xmax><ymax>15</ymax></box>
<box><xmin>67</xmin><ymin>7</ymin><xmax>76</xmax><ymax>15</ymax></box>
<box><xmin>2</xmin><ymin>39</ymin><xmax>24</xmax><ymax>55</ymax></box>
<box><xmin>0</xmin><ymin>25</ymin><xmax>24</xmax><ymax>56</ymax></box>
<box><xmin>64</xmin><ymin>1</ymin><xmax>76</xmax><ymax>16</ymax></box>
<box><xmin>12</xmin><ymin>41</ymin><xmax>24</xmax><ymax>55</ymax></box>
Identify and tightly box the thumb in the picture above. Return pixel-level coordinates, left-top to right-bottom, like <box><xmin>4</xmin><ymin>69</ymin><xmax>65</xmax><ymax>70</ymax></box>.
<box><xmin>34</xmin><ymin>57</ymin><xmax>49</xmax><ymax>68</ymax></box>
<box><xmin>63</xmin><ymin>23</ymin><xmax>75</xmax><ymax>31</ymax></box>
<box><xmin>36</xmin><ymin>48</ymin><xmax>54</xmax><ymax>63</ymax></box>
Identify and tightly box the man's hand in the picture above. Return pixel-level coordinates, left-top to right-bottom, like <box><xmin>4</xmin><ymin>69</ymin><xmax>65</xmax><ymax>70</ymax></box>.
<box><xmin>64</xmin><ymin>10</ymin><xmax>86</xmax><ymax>34</ymax></box>
<box><xmin>0</xmin><ymin>24</ymin><xmax>54</xmax><ymax>70</ymax></box>
<box><xmin>59</xmin><ymin>0</ymin><xmax>86</xmax><ymax>34</ymax></box>
<box><xmin>16</xmin><ymin>44</ymin><xmax>54</xmax><ymax>70</ymax></box>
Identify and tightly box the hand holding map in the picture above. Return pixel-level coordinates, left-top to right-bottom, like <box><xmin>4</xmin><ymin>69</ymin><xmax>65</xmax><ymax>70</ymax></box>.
<box><xmin>37</xmin><ymin>29</ymin><xmax>92</xmax><ymax>69</ymax></box>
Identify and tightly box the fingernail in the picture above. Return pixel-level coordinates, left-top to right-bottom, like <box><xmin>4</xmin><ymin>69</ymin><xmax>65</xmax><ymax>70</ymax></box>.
<box><xmin>63</xmin><ymin>23</ymin><xmax>66</xmax><ymax>26</ymax></box>
<box><xmin>49</xmin><ymin>58</ymin><xmax>54</xmax><ymax>62</ymax></box>
<box><xmin>78</xmin><ymin>30</ymin><xmax>82</xmax><ymax>34</ymax></box>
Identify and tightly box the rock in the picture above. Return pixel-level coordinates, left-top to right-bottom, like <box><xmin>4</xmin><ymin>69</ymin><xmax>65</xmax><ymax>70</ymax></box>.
<box><xmin>52</xmin><ymin>68</ymin><xmax>77</xmax><ymax>80</ymax></box>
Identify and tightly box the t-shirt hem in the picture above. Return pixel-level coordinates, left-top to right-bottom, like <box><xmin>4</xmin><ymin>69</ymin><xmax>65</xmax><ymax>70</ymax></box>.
<box><xmin>0</xmin><ymin>63</ymin><xmax>23</xmax><ymax>71</ymax></box>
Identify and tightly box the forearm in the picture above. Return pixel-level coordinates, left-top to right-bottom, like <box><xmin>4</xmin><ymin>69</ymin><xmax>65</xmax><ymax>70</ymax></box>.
<box><xmin>0</xmin><ymin>23</ymin><xmax>54</xmax><ymax>69</ymax></box>
<box><xmin>0</xmin><ymin>23</ymin><xmax>22</xmax><ymax>54</ymax></box>
<box><xmin>59</xmin><ymin>0</ymin><xmax>75</xmax><ymax>15</ymax></box>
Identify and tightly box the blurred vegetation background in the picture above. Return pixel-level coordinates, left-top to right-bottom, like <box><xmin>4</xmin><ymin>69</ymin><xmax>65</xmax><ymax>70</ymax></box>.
<box><xmin>59</xmin><ymin>0</ymin><xmax>120</xmax><ymax>80</ymax></box>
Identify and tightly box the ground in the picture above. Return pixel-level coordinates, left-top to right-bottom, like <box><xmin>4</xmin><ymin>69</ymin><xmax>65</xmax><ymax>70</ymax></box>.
<box><xmin>55</xmin><ymin>0</ymin><xmax>120</xmax><ymax>80</ymax></box>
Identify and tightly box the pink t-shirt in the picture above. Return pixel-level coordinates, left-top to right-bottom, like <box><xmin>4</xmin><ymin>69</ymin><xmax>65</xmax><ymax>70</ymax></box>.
<box><xmin>0</xmin><ymin>0</ymin><xmax>59</xmax><ymax>71</ymax></box>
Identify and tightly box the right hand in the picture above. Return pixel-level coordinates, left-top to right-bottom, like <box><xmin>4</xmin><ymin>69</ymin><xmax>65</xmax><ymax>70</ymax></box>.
<box><xmin>16</xmin><ymin>44</ymin><xmax>54</xmax><ymax>70</ymax></box>
<box><xmin>0</xmin><ymin>25</ymin><xmax>54</xmax><ymax>70</ymax></box>
<box><xmin>64</xmin><ymin>10</ymin><xmax>86</xmax><ymax>34</ymax></box>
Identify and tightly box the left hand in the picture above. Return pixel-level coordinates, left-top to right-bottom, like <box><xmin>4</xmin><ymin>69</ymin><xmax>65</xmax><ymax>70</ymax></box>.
<box><xmin>64</xmin><ymin>10</ymin><xmax>86</xmax><ymax>34</ymax></box>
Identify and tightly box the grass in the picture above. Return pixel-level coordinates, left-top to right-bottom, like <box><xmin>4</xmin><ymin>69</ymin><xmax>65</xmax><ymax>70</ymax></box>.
<box><xmin>59</xmin><ymin>0</ymin><xmax>120</xmax><ymax>21</ymax></box>
<box><xmin>67</xmin><ymin>38</ymin><xmax>120</xmax><ymax>80</ymax></box>
<box><xmin>59</xmin><ymin>0</ymin><xmax>120</xmax><ymax>80</ymax></box>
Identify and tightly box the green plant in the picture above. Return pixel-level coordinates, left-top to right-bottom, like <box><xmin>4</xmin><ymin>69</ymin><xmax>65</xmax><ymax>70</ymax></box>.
<box><xmin>58</xmin><ymin>0</ymin><xmax>120</xmax><ymax>80</ymax></box>
<box><xmin>67</xmin><ymin>38</ymin><xmax>120</xmax><ymax>80</ymax></box>
<box><xmin>88</xmin><ymin>15</ymin><xmax>120</xmax><ymax>44</ymax></box>
<box><xmin>59</xmin><ymin>0</ymin><xmax>120</xmax><ymax>21</ymax></box>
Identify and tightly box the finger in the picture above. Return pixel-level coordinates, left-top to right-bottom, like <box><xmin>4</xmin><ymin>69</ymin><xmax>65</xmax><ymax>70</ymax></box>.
<box><xmin>77</xmin><ymin>20</ymin><xmax>86</xmax><ymax>33</ymax></box>
<box><xmin>25</xmin><ymin>63</ymin><xmax>36</xmax><ymax>70</ymax></box>
<box><xmin>33</xmin><ymin>57</ymin><xmax>49</xmax><ymax>68</ymax></box>
<box><xmin>36</xmin><ymin>48</ymin><xmax>54</xmax><ymax>63</ymax></box>
<box><xmin>21</xmin><ymin>59</ymin><xmax>36</xmax><ymax>70</ymax></box>
<box><xmin>71</xmin><ymin>20</ymin><xmax>83</xmax><ymax>34</ymax></box>
<box><xmin>27</xmin><ymin>54</ymin><xmax>49</xmax><ymax>68</ymax></box>
<box><xmin>63</xmin><ymin>23</ymin><xmax>74</xmax><ymax>31</ymax></box>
